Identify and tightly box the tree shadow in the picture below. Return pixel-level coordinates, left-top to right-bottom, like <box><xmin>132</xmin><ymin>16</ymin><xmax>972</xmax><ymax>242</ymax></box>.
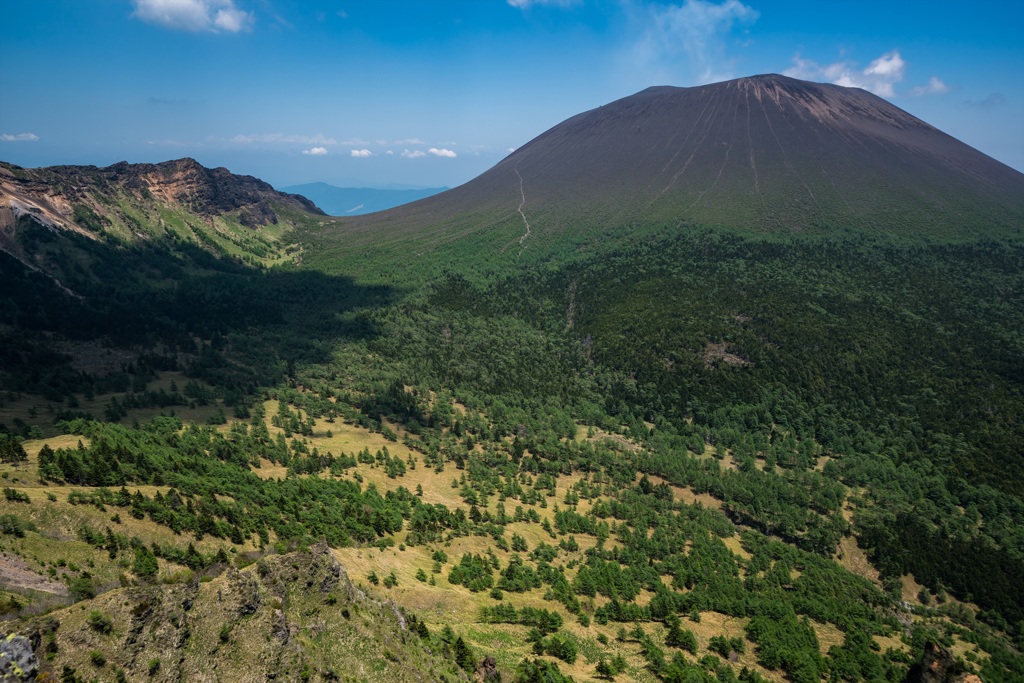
<box><xmin>1</xmin><ymin>220</ymin><xmax>398</xmax><ymax>391</ymax></box>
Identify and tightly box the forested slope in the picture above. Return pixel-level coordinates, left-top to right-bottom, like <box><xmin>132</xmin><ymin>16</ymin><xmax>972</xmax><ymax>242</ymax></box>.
<box><xmin>2</xmin><ymin>75</ymin><xmax>1023</xmax><ymax>680</ymax></box>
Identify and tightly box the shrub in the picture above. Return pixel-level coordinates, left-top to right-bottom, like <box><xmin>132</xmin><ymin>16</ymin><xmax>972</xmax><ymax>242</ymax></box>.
<box><xmin>3</xmin><ymin>487</ymin><xmax>29</xmax><ymax>503</ymax></box>
<box><xmin>86</xmin><ymin>610</ymin><xmax>113</xmax><ymax>634</ymax></box>
<box><xmin>0</xmin><ymin>514</ymin><xmax>26</xmax><ymax>537</ymax></box>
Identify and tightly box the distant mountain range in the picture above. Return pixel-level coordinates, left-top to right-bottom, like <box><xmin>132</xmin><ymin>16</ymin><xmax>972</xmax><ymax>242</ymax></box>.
<box><xmin>279</xmin><ymin>182</ymin><xmax>447</xmax><ymax>216</ymax></box>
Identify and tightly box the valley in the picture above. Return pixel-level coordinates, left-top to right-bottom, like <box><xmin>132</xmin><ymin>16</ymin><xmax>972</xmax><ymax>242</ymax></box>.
<box><xmin>1</xmin><ymin>75</ymin><xmax>1022</xmax><ymax>682</ymax></box>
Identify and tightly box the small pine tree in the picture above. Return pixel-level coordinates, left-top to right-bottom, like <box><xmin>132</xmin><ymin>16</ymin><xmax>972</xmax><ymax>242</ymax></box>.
<box><xmin>132</xmin><ymin>546</ymin><xmax>159</xmax><ymax>578</ymax></box>
<box><xmin>596</xmin><ymin>657</ymin><xmax>615</xmax><ymax>680</ymax></box>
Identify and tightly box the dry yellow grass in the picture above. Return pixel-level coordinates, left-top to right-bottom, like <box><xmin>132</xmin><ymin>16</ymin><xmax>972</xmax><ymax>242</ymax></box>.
<box><xmin>836</xmin><ymin>534</ymin><xmax>881</xmax><ymax>586</ymax></box>
<box><xmin>810</xmin><ymin>619</ymin><xmax>845</xmax><ymax>654</ymax></box>
<box><xmin>901</xmin><ymin>573</ymin><xmax>928</xmax><ymax>604</ymax></box>
<box><xmin>21</xmin><ymin>433</ymin><xmax>90</xmax><ymax>460</ymax></box>
<box><xmin>950</xmin><ymin>633</ymin><xmax>988</xmax><ymax>663</ymax></box>
<box><xmin>250</xmin><ymin>457</ymin><xmax>289</xmax><ymax>480</ymax></box>
<box><xmin>721</xmin><ymin>535</ymin><xmax>753</xmax><ymax>561</ymax></box>
<box><xmin>646</xmin><ymin>473</ymin><xmax>722</xmax><ymax>510</ymax></box>
<box><xmin>873</xmin><ymin>632</ymin><xmax>909</xmax><ymax>655</ymax></box>
<box><xmin>686</xmin><ymin>611</ymin><xmax>785</xmax><ymax>682</ymax></box>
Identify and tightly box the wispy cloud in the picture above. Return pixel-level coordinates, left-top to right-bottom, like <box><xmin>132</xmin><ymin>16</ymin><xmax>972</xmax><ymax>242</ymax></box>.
<box><xmin>626</xmin><ymin>0</ymin><xmax>759</xmax><ymax>85</ymax></box>
<box><xmin>302</xmin><ymin>147</ymin><xmax>328</xmax><ymax>156</ymax></box>
<box><xmin>784</xmin><ymin>51</ymin><xmax>909</xmax><ymax>98</ymax></box>
<box><xmin>394</xmin><ymin>138</ymin><xmax>425</xmax><ymax>145</ymax></box>
<box><xmin>351</xmin><ymin>149</ymin><xmax>373</xmax><ymax>158</ymax></box>
<box><xmin>428</xmin><ymin>148</ymin><xmax>457</xmax><ymax>158</ymax></box>
<box><xmin>966</xmin><ymin>92</ymin><xmax>1007</xmax><ymax>109</ymax></box>
<box><xmin>507</xmin><ymin>0</ymin><xmax>579</xmax><ymax>8</ymax></box>
<box><xmin>132</xmin><ymin>0</ymin><xmax>253</xmax><ymax>33</ymax></box>
<box><xmin>910</xmin><ymin>76</ymin><xmax>950</xmax><ymax>96</ymax></box>
<box><xmin>401</xmin><ymin>149</ymin><xmax>426</xmax><ymax>159</ymax></box>
<box><xmin>229</xmin><ymin>133</ymin><xmax>337</xmax><ymax>145</ymax></box>
<box><xmin>0</xmin><ymin>132</ymin><xmax>39</xmax><ymax>142</ymax></box>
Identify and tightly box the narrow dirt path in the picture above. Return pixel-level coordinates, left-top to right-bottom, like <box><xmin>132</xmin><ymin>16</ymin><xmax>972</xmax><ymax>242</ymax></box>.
<box><xmin>514</xmin><ymin>165</ymin><xmax>530</xmax><ymax>255</ymax></box>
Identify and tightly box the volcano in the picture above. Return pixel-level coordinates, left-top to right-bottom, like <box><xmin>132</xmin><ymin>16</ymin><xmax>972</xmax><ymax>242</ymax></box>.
<box><xmin>340</xmin><ymin>74</ymin><xmax>1023</xmax><ymax>242</ymax></box>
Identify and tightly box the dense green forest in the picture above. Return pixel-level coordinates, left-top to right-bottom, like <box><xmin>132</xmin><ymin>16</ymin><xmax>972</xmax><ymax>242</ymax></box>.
<box><xmin>2</xmin><ymin>188</ymin><xmax>1023</xmax><ymax>681</ymax></box>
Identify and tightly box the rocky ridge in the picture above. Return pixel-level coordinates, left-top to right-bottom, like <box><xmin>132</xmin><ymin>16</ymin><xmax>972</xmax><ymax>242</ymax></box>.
<box><xmin>7</xmin><ymin>543</ymin><xmax>468</xmax><ymax>683</ymax></box>
<box><xmin>0</xmin><ymin>157</ymin><xmax>322</xmax><ymax>232</ymax></box>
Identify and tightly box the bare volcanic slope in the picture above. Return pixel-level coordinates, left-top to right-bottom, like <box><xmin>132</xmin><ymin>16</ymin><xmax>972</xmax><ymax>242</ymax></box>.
<box><xmin>335</xmin><ymin>74</ymin><xmax>1023</xmax><ymax>249</ymax></box>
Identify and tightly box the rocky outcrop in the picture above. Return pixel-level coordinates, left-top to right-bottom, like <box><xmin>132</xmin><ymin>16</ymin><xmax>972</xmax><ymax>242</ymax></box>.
<box><xmin>107</xmin><ymin>158</ymin><xmax>323</xmax><ymax>223</ymax></box>
<box><xmin>0</xmin><ymin>633</ymin><xmax>38</xmax><ymax>681</ymax></box>
<box><xmin>22</xmin><ymin>543</ymin><xmax>469</xmax><ymax>683</ymax></box>
<box><xmin>904</xmin><ymin>642</ymin><xmax>983</xmax><ymax>683</ymax></box>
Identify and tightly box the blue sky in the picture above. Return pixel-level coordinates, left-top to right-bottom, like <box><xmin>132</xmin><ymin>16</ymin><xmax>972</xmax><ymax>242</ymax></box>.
<box><xmin>1</xmin><ymin>0</ymin><xmax>1022</xmax><ymax>188</ymax></box>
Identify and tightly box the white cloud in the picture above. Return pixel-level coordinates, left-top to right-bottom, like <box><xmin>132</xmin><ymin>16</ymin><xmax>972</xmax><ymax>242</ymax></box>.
<box><xmin>302</xmin><ymin>147</ymin><xmax>328</xmax><ymax>156</ymax></box>
<box><xmin>507</xmin><ymin>0</ymin><xmax>578</xmax><ymax>7</ymax></box>
<box><xmin>395</xmin><ymin>137</ymin><xmax>425</xmax><ymax>145</ymax></box>
<box><xmin>401</xmin><ymin>149</ymin><xmax>426</xmax><ymax>159</ymax></box>
<box><xmin>864</xmin><ymin>52</ymin><xmax>905</xmax><ymax>80</ymax></box>
<box><xmin>626</xmin><ymin>0</ymin><xmax>759</xmax><ymax>85</ymax></box>
<box><xmin>385</xmin><ymin>150</ymin><xmax>395</xmax><ymax>155</ymax></box>
<box><xmin>0</xmin><ymin>132</ymin><xmax>39</xmax><ymax>142</ymax></box>
<box><xmin>351</xmin><ymin>149</ymin><xmax>373</xmax><ymax>158</ymax></box>
<box><xmin>428</xmin><ymin>148</ymin><xmax>457</xmax><ymax>158</ymax></box>
<box><xmin>784</xmin><ymin>56</ymin><xmax>845</xmax><ymax>82</ymax></box>
<box><xmin>213</xmin><ymin>5</ymin><xmax>251</xmax><ymax>32</ymax></box>
<box><xmin>910</xmin><ymin>76</ymin><xmax>950</xmax><ymax>96</ymax></box>
<box><xmin>132</xmin><ymin>0</ymin><xmax>253</xmax><ymax>33</ymax></box>
<box><xmin>785</xmin><ymin>51</ymin><xmax>909</xmax><ymax>98</ymax></box>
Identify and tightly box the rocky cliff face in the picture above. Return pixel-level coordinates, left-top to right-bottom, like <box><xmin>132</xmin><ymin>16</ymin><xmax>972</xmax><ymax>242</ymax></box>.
<box><xmin>106</xmin><ymin>158</ymin><xmax>322</xmax><ymax>227</ymax></box>
<box><xmin>0</xmin><ymin>158</ymin><xmax>326</xmax><ymax>288</ymax></box>
<box><xmin>0</xmin><ymin>157</ymin><xmax>323</xmax><ymax>239</ymax></box>
<box><xmin>904</xmin><ymin>642</ymin><xmax>983</xmax><ymax>683</ymax></box>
